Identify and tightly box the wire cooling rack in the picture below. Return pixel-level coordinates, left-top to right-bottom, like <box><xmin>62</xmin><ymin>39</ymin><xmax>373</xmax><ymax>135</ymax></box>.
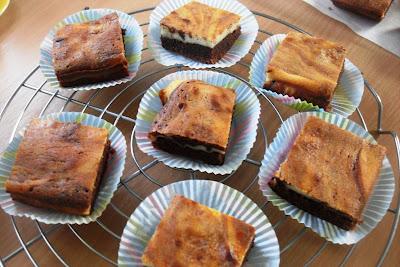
<box><xmin>0</xmin><ymin>7</ymin><xmax>399</xmax><ymax>267</ymax></box>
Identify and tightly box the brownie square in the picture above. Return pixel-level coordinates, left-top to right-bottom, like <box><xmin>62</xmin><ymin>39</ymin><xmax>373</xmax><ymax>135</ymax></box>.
<box><xmin>264</xmin><ymin>32</ymin><xmax>346</xmax><ymax>111</ymax></box>
<box><xmin>142</xmin><ymin>195</ymin><xmax>255</xmax><ymax>266</ymax></box>
<box><xmin>332</xmin><ymin>0</ymin><xmax>393</xmax><ymax>20</ymax></box>
<box><xmin>52</xmin><ymin>13</ymin><xmax>129</xmax><ymax>87</ymax></box>
<box><xmin>148</xmin><ymin>80</ymin><xmax>236</xmax><ymax>165</ymax></box>
<box><xmin>160</xmin><ymin>1</ymin><xmax>241</xmax><ymax>64</ymax></box>
<box><xmin>269</xmin><ymin>116</ymin><xmax>386</xmax><ymax>230</ymax></box>
<box><xmin>5</xmin><ymin>119</ymin><xmax>110</xmax><ymax>216</ymax></box>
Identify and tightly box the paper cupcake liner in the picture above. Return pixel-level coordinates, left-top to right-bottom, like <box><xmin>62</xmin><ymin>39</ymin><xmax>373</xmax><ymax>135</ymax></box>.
<box><xmin>0</xmin><ymin>112</ymin><xmax>127</xmax><ymax>224</ymax></box>
<box><xmin>148</xmin><ymin>0</ymin><xmax>259</xmax><ymax>69</ymax></box>
<box><xmin>118</xmin><ymin>180</ymin><xmax>280</xmax><ymax>266</ymax></box>
<box><xmin>135</xmin><ymin>70</ymin><xmax>261</xmax><ymax>175</ymax></box>
<box><xmin>40</xmin><ymin>8</ymin><xmax>144</xmax><ymax>91</ymax></box>
<box><xmin>258</xmin><ymin>111</ymin><xmax>395</xmax><ymax>244</ymax></box>
<box><xmin>249</xmin><ymin>34</ymin><xmax>364</xmax><ymax>117</ymax></box>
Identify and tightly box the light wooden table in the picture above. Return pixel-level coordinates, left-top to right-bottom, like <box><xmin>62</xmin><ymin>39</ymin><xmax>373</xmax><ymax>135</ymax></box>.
<box><xmin>0</xmin><ymin>0</ymin><xmax>399</xmax><ymax>266</ymax></box>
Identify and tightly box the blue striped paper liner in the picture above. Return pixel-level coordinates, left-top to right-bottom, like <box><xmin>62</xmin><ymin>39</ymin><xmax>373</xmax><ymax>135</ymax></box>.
<box><xmin>249</xmin><ymin>34</ymin><xmax>364</xmax><ymax>118</ymax></box>
<box><xmin>258</xmin><ymin>112</ymin><xmax>395</xmax><ymax>244</ymax></box>
<box><xmin>40</xmin><ymin>8</ymin><xmax>143</xmax><ymax>91</ymax></box>
<box><xmin>0</xmin><ymin>112</ymin><xmax>127</xmax><ymax>224</ymax></box>
<box><xmin>118</xmin><ymin>180</ymin><xmax>280</xmax><ymax>266</ymax></box>
<box><xmin>135</xmin><ymin>70</ymin><xmax>261</xmax><ymax>175</ymax></box>
<box><xmin>148</xmin><ymin>0</ymin><xmax>259</xmax><ymax>69</ymax></box>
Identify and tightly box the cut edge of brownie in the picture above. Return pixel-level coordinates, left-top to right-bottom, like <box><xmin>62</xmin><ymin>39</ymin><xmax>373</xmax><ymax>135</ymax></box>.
<box><xmin>161</xmin><ymin>27</ymin><xmax>241</xmax><ymax>64</ymax></box>
<box><xmin>332</xmin><ymin>0</ymin><xmax>393</xmax><ymax>21</ymax></box>
<box><xmin>264</xmin><ymin>81</ymin><xmax>333</xmax><ymax>111</ymax></box>
<box><xmin>87</xmin><ymin>139</ymin><xmax>111</xmax><ymax>214</ymax></box>
<box><xmin>268</xmin><ymin>177</ymin><xmax>359</xmax><ymax>230</ymax></box>
<box><xmin>9</xmin><ymin>140</ymin><xmax>111</xmax><ymax>216</ymax></box>
<box><xmin>53</xmin><ymin>16</ymin><xmax>129</xmax><ymax>87</ymax></box>
<box><xmin>241</xmin><ymin>235</ymin><xmax>256</xmax><ymax>265</ymax></box>
<box><xmin>149</xmin><ymin>134</ymin><xmax>225</xmax><ymax>165</ymax></box>
<box><xmin>56</xmin><ymin>63</ymin><xmax>129</xmax><ymax>87</ymax></box>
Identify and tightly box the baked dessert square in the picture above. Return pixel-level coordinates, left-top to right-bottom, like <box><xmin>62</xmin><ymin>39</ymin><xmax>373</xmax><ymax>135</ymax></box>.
<box><xmin>264</xmin><ymin>32</ymin><xmax>346</xmax><ymax>111</ymax></box>
<box><xmin>5</xmin><ymin>119</ymin><xmax>110</xmax><ymax>216</ymax></box>
<box><xmin>268</xmin><ymin>116</ymin><xmax>386</xmax><ymax>230</ymax></box>
<box><xmin>148</xmin><ymin>80</ymin><xmax>236</xmax><ymax>165</ymax></box>
<box><xmin>332</xmin><ymin>0</ymin><xmax>393</xmax><ymax>21</ymax></box>
<box><xmin>142</xmin><ymin>195</ymin><xmax>255</xmax><ymax>267</ymax></box>
<box><xmin>160</xmin><ymin>1</ymin><xmax>241</xmax><ymax>64</ymax></box>
<box><xmin>52</xmin><ymin>13</ymin><xmax>129</xmax><ymax>87</ymax></box>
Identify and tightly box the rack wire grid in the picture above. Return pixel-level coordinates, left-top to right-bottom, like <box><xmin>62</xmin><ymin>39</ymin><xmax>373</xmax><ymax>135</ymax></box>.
<box><xmin>0</xmin><ymin>7</ymin><xmax>399</xmax><ymax>267</ymax></box>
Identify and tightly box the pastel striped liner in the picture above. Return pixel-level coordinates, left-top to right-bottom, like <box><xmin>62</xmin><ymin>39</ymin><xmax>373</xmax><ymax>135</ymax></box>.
<box><xmin>118</xmin><ymin>180</ymin><xmax>280</xmax><ymax>266</ymax></box>
<box><xmin>0</xmin><ymin>112</ymin><xmax>127</xmax><ymax>224</ymax></box>
<box><xmin>40</xmin><ymin>8</ymin><xmax>144</xmax><ymax>91</ymax></box>
<box><xmin>249</xmin><ymin>34</ymin><xmax>364</xmax><ymax>118</ymax></box>
<box><xmin>258</xmin><ymin>111</ymin><xmax>395</xmax><ymax>244</ymax></box>
<box><xmin>135</xmin><ymin>70</ymin><xmax>261</xmax><ymax>175</ymax></box>
<box><xmin>148</xmin><ymin>0</ymin><xmax>259</xmax><ymax>69</ymax></box>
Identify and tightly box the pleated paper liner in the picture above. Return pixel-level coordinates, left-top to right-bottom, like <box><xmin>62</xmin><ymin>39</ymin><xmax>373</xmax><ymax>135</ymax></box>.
<box><xmin>40</xmin><ymin>8</ymin><xmax>144</xmax><ymax>91</ymax></box>
<box><xmin>148</xmin><ymin>0</ymin><xmax>259</xmax><ymax>69</ymax></box>
<box><xmin>258</xmin><ymin>111</ymin><xmax>395</xmax><ymax>244</ymax></box>
<box><xmin>118</xmin><ymin>180</ymin><xmax>280</xmax><ymax>266</ymax></box>
<box><xmin>249</xmin><ymin>34</ymin><xmax>364</xmax><ymax>118</ymax></box>
<box><xmin>135</xmin><ymin>70</ymin><xmax>261</xmax><ymax>175</ymax></box>
<box><xmin>0</xmin><ymin>112</ymin><xmax>127</xmax><ymax>224</ymax></box>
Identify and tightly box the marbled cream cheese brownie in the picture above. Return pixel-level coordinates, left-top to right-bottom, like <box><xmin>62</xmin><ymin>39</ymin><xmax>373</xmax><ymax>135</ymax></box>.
<box><xmin>142</xmin><ymin>195</ymin><xmax>255</xmax><ymax>266</ymax></box>
<box><xmin>52</xmin><ymin>13</ymin><xmax>129</xmax><ymax>87</ymax></box>
<box><xmin>332</xmin><ymin>0</ymin><xmax>393</xmax><ymax>21</ymax></box>
<box><xmin>149</xmin><ymin>80</ymin><xmax>236</xmax><ymax>165</ymax></box>
<box><xmin>268</xmin><ymin>116</ymin><xmax>386</xmax><ymax>230</ymax></box>
<box><xmin>160</xmin><ymin>1</ymin><xmax>241</xmax><ymax>64</ymax></box>
<box><xmin>264</xmin><ymin>32</ymin><xmax>346</xmax><ymax>111</ymax></box>
<box><xmin>5</xmin><ymin>119</ymin><xmax>110</xmax><ymax>216</ymax></box>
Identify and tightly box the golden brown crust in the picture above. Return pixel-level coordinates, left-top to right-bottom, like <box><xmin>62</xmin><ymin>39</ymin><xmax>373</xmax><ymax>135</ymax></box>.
<box><xmin>265</xmin><ymin>32</ymin><xmax>346</xmax><ymax>110</ymax></box>
<box><xmin>5</xmin><ymin>119</ymin><xmax>109</xmax><ymax>216</ymax></box>
<box><xmin>142</xmin><ymin>195</ymin><xmax>255</xmax><ymax>267</ymax></box>
<box><xmin>332</xmin><ymin>0</ymin><xmax>393</xmax><ymax>20</ymax></box>
<box><xmin>274</xmin><ymin>116</ymin><xmax>386</xmax><ymax>222</ymax></box>
<box><xmin>160</xmin><ymin>1</ymin><xmax>241</xmax><ymax>44</ymax></box>
<box><xmin>52</xmin><ymin>13</ymin><xmax>128</xmax><ymax>85</ymax></box>
<box><xmin>149</xmin><ymin>80</ymin><xmax>236</xmax><ymax>151</ymax></box>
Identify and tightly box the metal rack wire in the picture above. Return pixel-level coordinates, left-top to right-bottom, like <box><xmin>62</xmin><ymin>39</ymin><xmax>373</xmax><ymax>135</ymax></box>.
<box><xmin>0</xmin><ymin>7</ymin><xmax>399</xmax><ymax>267</ymax></box>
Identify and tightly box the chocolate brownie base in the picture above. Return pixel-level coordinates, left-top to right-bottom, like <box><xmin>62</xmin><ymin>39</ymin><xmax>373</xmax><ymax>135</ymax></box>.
<box><xmin>151</xmin><ymin>135</ymin><xmax>225</xmax><ymax>165</ymax></box>
<box><xmin>268</xmin><ymin>177</ymin><xmax>358</xmax><ymax>230</ymax></box>
<box><xmin>264</xmin><ymin>81</ymin><xmax>332</xmax><ymax>111</ymax></box>
<box><xmin>10</xmin><ymin>140</ymin><xmax>110</xmax><ymax>216</ymax></box>
<box><xmin>57</xmin><ymin>65</ymin><xmax>129</xmax><ymax>87</ymax></box>
<box><xmin>332</xmin><ymin>0</ymin><xmax>393</xmax><ymax>21</ymax></box>
<box><xmin>161</xmin><ymin>27</ymin><xmax>241</xmax><ymax>64</ymax></box>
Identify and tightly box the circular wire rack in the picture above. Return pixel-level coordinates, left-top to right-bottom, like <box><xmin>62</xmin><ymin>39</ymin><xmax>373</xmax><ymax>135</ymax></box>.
<box><xmin>1</xmin><ymin>7</ymin><xmax>399</xmax><ymax>267</ymax></box>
